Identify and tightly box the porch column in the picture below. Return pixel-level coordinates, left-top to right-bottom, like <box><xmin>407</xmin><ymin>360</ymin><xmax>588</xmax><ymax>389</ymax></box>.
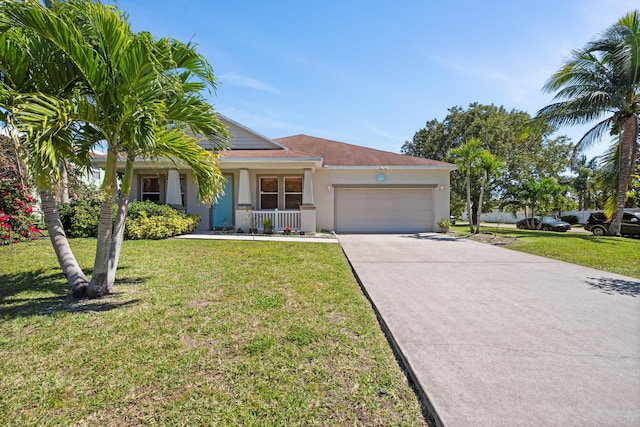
<box><xmin>300</xmin><ymin>205</ymin><xmax>316</xmax><ymax>233</ymax></box>
<box><xmin>237</xmin><ymin>168</ymin><xmax>252</xmax><ymax>207</ymax></box>
<box><xmin>166</xmin><ymin>169</ymin><xmax>183</xmax><ymax>209</ymax></box>
<box><xmin>302</xmin><ymin>168</ymin><xmax>314</xmax><ymax>205</ymax></box>
<box><xmin>300</xmin><ymin>169</ymin><xmax>316</xmax><ymax>232</ymax></box>
<box><xmin>235</xmin><ymin>168</ymin><xmax>253</xmax><ymax>230</ymax></box>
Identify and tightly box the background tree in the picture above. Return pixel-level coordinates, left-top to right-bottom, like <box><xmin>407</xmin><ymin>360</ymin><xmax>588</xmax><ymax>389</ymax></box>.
<box><xmin>403</xmin><ymin>103</ymin><xmax>572</xmax><ymax>218</ymax></box>
<box><xmin>537</xmin><ymin>10</ymin><xmax>640</xmax><ymax>236</ymax></box>
<box><xmin>501</xmin><ymin>178</ymin><xmax>571</xmax><ymax>229</ymax></box>
<box><xmin>569</xmin><ymin>154</ymin><xmax>599</xmax><ymax>210</ymax></box>
<box><xmin>594</xmin><ymin>135</ymin><xmax>640</xmax><ymax>213</ymax></box>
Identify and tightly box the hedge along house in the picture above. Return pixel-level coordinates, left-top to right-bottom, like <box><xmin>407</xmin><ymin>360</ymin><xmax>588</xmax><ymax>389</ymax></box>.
<box><xmin>93</xmin><ymin>116</ymin><xmax>456</xmax><ymax>234</ymax></box>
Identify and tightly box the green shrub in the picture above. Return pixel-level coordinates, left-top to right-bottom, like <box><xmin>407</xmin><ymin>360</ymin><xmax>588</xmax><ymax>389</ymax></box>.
<box><xmin>59</xmin><ymin>199</ymin><xmax>199</xmax><ymax>240</ymax></box>
<box><xmin>124</xmin><ymin>201</ymin><xmax>200</xmax><ymax>240</ymax></box>
<box><xmin>0</xmin><ymin>165</ymin><xmax>41</xmax><ymax>244</ymax></box>
<box><xmin>437</xmin><ymin>218</ymin><xmax>451</xmax><ymax>230</ymax></box>
<box><xmin>126</xmin><ymin>200</ymin><xmax>182</xmax><ymax>219</ymax></box>
<box><xmin>58</xmin><ymin>198</ymin><xmax>103</xmax><ymax>238</ymax></box>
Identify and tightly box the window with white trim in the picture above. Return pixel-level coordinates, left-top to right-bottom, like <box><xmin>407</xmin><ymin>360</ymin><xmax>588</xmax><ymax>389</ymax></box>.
<box><xmin>284</xmin><ymin>177</ymin><xmax>303</xmax><ymax>209</ymax></box>
<box><xmin>259</xmin><ymin>176</ymin><xmax>303</xmax><ymax>210</ymax></box>
<box><xmin>139</xmin><ymin>175</ymin><xmax>186</xmax><ymax>205</ymax></box>
<box><xmin>260</xmin><ymin>177</ymin><xmax>278</xmax><ymax>210</ymax></box>
<box><xmin>141</xmin><ymin>176</ymin><xmax>162</xmax><ymax>202</ymax></box>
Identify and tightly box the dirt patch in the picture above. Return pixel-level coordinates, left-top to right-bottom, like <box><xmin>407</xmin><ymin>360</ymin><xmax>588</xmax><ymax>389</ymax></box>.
<box><xmin>451</xmin><ymin>231</ymin><xmax>518</xmax><ymax>246</ymax></box>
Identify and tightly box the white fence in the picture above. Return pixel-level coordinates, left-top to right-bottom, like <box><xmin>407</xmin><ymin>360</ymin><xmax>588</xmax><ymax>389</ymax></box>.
<box><xmin>462</xmin><ymin>210</ymin><xmax>597</xmax><ymax>224</ymax></box>
<box><xmin>251</xmin><ymin>209</ymin><xmax>301</xmax><ymax>231</ymax></box>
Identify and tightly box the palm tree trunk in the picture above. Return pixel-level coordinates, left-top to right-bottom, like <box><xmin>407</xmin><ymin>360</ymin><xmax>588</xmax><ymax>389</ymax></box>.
<box><xmin>107</xmin><ymin>156</ymin><xmax>133</xmax><ymax>288</ymax></box>
<box><xmin>466</xmin><ymin>169</ymin><xmax>474</xmax><ymax>233</ymax></box>
<box><xmin>608</xmin><ymin>117</ymin><xmax>638</xmax><ymax>236</ymax></box>
<box><xmin>59</xmin><ymin>160</ymin><xmax>69</xmax><ymax>204</ymax></box>
<box><xmin>40</xmin><ymin>189</ymin><xmax>89</xmax><ymax>297</ymax></box>
<box><xmin>477</xmin><ymin>179</ymin><xmax>485</xmax><ymax>235</ymax></box>
<box><xmin>87</xmin><ymin>148</ymin><xmax>118</xmax><ymax>298</ymax></box>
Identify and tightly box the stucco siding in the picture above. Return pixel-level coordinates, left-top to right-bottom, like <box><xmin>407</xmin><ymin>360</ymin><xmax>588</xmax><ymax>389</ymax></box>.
<box><xmin>131</xmin><ymin>165</ymin><xmax>451</xmax><ymax>233</ymax></box>
<box><xmin>312</xmin><ymin>168</ymin><xmax>451</xmax><ymax>232</ymax></box>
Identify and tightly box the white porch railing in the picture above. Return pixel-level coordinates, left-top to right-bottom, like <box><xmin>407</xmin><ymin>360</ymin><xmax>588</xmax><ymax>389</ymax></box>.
<box><xmin>251</xmin><ymin>209</ymin><xmax>301</xmax><ymax>231</ymax></box>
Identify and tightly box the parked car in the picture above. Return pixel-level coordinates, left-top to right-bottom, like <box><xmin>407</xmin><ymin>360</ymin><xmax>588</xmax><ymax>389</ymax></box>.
<box><xmin>583</xmin><ymin>209</ymin><xmax>640</xmax><ymax>237</ymax></box>
<box><xmin>516</xmin><ymin>216</ymin><xmax>572</xmax><ymax>232</ymax></box>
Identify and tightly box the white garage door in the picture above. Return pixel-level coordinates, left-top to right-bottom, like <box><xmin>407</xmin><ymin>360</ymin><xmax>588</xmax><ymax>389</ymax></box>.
<box><xmin>335</xmin><ymin>187</ymin><xmax>433</xmax><ymax>233</ymax></box>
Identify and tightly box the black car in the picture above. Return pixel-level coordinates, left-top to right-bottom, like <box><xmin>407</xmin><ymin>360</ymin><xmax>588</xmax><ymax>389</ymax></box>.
<box><xmin>584</xmin><ymin>209</ymin><xmax>640</xmax><ymax>237</ymax></box>
<box><xmin>516</xmin><ymin>216</ymin><xmax>572</xmax><ymax>232</ymax></box>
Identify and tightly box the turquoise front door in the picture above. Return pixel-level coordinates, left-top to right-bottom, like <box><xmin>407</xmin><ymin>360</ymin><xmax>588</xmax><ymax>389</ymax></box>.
<box><xmin>212</xmin><ymin>175</ymin><xmax>233</xmax><ymax>229</ymax></box>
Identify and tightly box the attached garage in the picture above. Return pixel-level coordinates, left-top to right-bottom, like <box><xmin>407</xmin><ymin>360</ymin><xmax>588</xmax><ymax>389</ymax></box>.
<box><xmin>334</xmin><ymin>185</ymin><xmax>435</xmax><ymax>233</ymax></box>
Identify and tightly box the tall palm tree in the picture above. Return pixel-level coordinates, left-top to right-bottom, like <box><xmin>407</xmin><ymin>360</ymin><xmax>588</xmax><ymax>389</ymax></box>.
<box><xmin>0</xmin><ymin>21</ymin><xmax>92</xmax><ymax>296</ymax></box>
<box><xmin>476</xmin><ymin>151</ymin><xmax>503</xmax><ymax>234</ymax></box>
<box><xmin>1</xmin><ymin>0</ymin><xmax>228</xmax><ymax>298</ymax></box>
<box><xmin>538</xmin><ymin>10</ymin><xmax>640</xmax><ymax>236</ymax></box>
<box><xmin>450</xmin><ymin>138</ymin><xmax>484</xmax><ymax>233</ymax></box>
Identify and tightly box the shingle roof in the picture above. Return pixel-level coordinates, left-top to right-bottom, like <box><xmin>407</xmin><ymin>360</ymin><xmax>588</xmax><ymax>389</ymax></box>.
<box><xmin>274</xmin><ymin>134</ymin><xmax>452</xmax><ymax>167</ymax></box>
<box><xmin>219</xmin><ymin>148</ymin><xmax>320</xmax><ymax>159</ymax></box>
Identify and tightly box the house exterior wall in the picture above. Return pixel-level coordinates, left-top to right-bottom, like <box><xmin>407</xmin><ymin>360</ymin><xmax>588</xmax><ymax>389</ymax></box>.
<box><xmin>130</xmin><ymin>165</ymin><xmax>452</xmax><ymax>233</ymax></box>
<box><xmin>311</xmin><ymin>167</ymin><xmax>451</xmax><ymax>232</ymax></box>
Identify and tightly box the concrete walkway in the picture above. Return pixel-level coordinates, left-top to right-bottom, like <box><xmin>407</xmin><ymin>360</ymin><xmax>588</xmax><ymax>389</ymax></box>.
<box><xmin>339</xmin><ymin>233</ymin><xmax>640</xmax><ymax>427</ymax></box>
<box><xmin>174</xmin><ymin>230</ymin><xmax>338</xmax><ymax>244</ymax></box>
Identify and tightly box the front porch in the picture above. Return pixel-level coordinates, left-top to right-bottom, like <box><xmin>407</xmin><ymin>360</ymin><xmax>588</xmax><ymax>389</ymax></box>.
<box><xmin>229</xmin><ymin>167</ymin><xmax>317</xmax><ymax>233</ymax></box>
<box><xmin>251</xmin><ymin>209</ymin><xmax>301</xmax><ymax>232</ymax></box>
<box><xmin>234</xmin><ymin>205</ymin><xmax>316</xmax><ymax>233</ymax></box>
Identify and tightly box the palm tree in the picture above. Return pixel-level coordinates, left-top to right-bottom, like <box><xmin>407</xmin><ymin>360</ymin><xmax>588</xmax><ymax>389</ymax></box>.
<box><xmin>476</xmin><ymin>151</ymin><xmax>503</xmax><ymax>233</ymax></box>
<box><xmin>0</xmin><ymin>20</ymin><xmax>92</xmax><ymax>296</ymax></box>
<box><xmin>450</xmin><ymin>138</ymin><xmax>484</xmax><ymax>233</ymax></box>
<box><xmin>570</xmin><ymin>154</ymin><xmax>599</xmax><ymax>210</ymax></box>
<box><xmin>1</xmin><ymin>0</ymin><xmax>228</xmax><ymax>298</ymax></box>
<box><xmin>538</xmin><ymin>10</ymin><xmax>640</xmax><ymax>236</ymax></box>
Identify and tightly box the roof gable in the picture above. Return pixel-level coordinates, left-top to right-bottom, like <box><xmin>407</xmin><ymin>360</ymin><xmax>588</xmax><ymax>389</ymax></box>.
<box><xmin>201</xmin><ymin>115</ymin><xmax>286</xmax><ymax>150</ymax></box>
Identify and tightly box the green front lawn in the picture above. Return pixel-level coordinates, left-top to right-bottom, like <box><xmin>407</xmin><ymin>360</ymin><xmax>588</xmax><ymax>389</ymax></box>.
<box><xmin>451</xmin><ymin>225</ymin><xmax>640</xmax><ymax>278</ymax></box>
<box><xmin>0</xmin><ymin>239</ymin><xmax>427</xmax><ymax>426</ymax></box>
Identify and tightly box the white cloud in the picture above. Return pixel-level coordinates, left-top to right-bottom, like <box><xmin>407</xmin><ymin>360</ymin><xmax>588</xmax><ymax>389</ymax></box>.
<box><xmin>355</xmin><ymin>119</ymin><xmax>405</xmax><ymax>142</ymax></box>
<box><xmin>217</xmin><ymin>106</ymin><xmax>303</xmax><ymax>136</ymax></box>
<box><xmin>431</xmin><ymin>55</ymin><xmax>547</xmax><ymax>108</ymax></box>
<box><xmin>219</xmin><ymin>72</ymin><xmax>282</xmax><ymax>94</ymax></box>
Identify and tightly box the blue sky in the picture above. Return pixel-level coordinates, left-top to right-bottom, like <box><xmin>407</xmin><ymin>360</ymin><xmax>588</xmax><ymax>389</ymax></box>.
<box><xmin>118</xmin><ymin>0</ymin><xmax>637</xmax><ymax>160</ymax></box>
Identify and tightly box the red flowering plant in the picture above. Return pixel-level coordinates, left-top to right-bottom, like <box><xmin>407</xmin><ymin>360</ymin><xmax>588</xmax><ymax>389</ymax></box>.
<box><xmin>0</xmin><ymin>165</ymin><xmax>42</xmax><ymax>244</ymax></box>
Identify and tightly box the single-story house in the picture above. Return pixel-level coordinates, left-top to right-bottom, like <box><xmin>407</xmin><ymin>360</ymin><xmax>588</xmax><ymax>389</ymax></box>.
<box><xmin>94</xmin><ymin>116</ymin><xmax>456</xmax><ymax>233</ymax></box>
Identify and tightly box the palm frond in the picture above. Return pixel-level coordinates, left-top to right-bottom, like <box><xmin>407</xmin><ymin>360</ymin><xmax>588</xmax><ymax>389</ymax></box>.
<box><xmin>152</xmin><ymin>128</ymin><xmax>224</xmax><ymax>204</ymax></box>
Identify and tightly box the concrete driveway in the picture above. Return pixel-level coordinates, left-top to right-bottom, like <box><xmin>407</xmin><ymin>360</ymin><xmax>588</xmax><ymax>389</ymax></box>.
<box><xmin>339</xmin><ymin>233</ymin><xmax>640</xmax><ymax>427</ymax></box>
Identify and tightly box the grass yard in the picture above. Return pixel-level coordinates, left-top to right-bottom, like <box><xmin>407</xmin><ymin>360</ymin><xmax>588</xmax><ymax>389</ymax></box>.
<box><xmin>451</xmin><ymin>224</ymin><xmax>640</xmax><ymax>278</ymax></box>
<box><xmin>0</xmin><ymin>239</ymin><xmax>427</xmax><ymax>426</ymax></box>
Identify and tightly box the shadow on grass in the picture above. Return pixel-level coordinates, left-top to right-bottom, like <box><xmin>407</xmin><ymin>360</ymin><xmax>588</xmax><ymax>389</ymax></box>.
<box><xmin>0</xmin><ymin>268</ymin><xmax>148</xmax><ymax>319</ymax></box>
<box><xmin>586</xmin><ymin>277</ymin><xmax>640</xmax><ymax>297</ymax></box>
